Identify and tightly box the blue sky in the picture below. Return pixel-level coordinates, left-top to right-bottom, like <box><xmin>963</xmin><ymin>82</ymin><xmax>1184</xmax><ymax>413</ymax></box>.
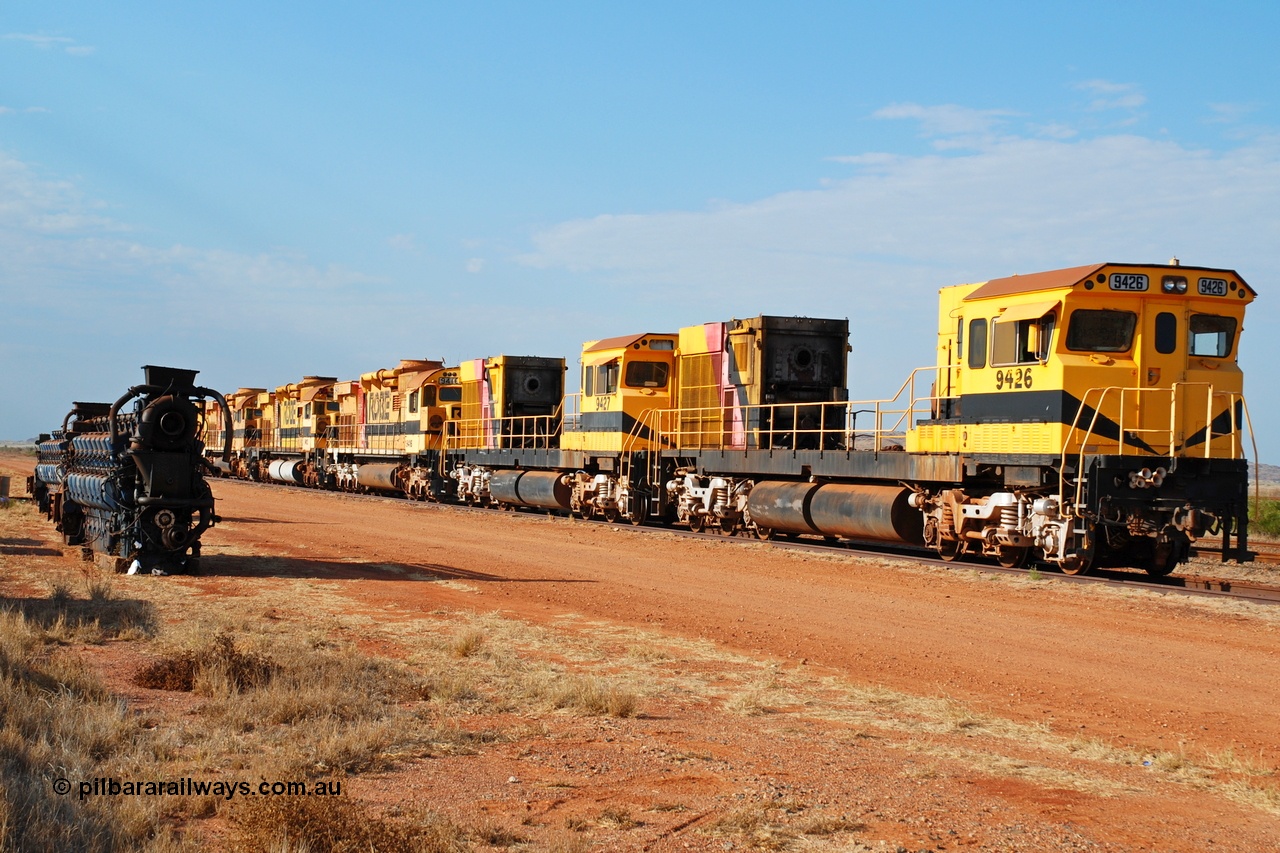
<box><xmin>2</xmin><ymin>2</ymin><xmax>1279</xmax><ymax>461</ymax></box>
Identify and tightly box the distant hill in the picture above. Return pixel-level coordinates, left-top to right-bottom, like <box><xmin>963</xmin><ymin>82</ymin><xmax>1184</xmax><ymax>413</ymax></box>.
<box><xmin>1256</xmin><ymin>463</ymin><xmax>1280</xmax><ymax>488</ymax></box>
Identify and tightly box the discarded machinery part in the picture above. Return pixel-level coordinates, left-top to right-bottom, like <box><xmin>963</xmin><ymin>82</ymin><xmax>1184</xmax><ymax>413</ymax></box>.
<box><xmin>356</xmin><ymin>463</ymin><xmax>402</xmax><ymax>491</ymax></box>
<box><xmin>37</xmin><ymin>365</ymin><xmax>223</xmax><ymax>575</ymax></box>
<box><xmin>489</xmin><ymin>469</ymin><xmax>571</xmax><ymax>511</ymax></box>
<box><xmin>267</xmin><ymin>459</ymin><xmax>306</xmax><ymax>484</ymax></box>
<box><xmin>746</xmin><ymin>480</ymin><xmax>922</xmax><ymax>543</ymax></box>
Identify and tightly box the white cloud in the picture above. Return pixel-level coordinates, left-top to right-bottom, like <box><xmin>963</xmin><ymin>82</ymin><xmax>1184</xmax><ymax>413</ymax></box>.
<box><xmin>466</xmin><ymin>257</ymin><xmax>485</xmax><ymax>273</ymax></box>
<box><xmin>522</xmin><ymin>134</ymin><xmax>1280</xmax><ymax>291</ymax></box>
<box><xmin>873</xmin><ymin>102</ymin><xmax>1016</xmax><ymax>142</ymax></box>
<box><xmin>4</xmin><ymin>33</ymin><xmax>73</xmax><ymax>48</ymax></box>
<box><xmin>386</xmin><ymin>232</ymin><xmax>416</xmax><ymax>251</ymax></box>
<box><xmin>4</xmin><ymin>32</ymin><xmax>94</xmax><ymax>56</ymax></box>
<box><xmin>1073</xmin><ymin>79</ymin><xmax>1146</xmax><ymax>112</ymax></box>
<box><xmin>524</xmin><ymin>132</ymin><xmax>1280</xmax><ymax>290</ymax></box>
<box><xmin>0</xmin><ymin>149</ymin><xmax>380</xmax><ymax>356</ymax></box>
<box><xmin>1029</xmin><ymin>122</ymin><xmax>1078</xmax><ymax>140</ymax></box>
<box><xmin>1206</xmin><ymin>102</ymin><xmax>1257</xmax><ymax>125</ymax></box>
<box><xmin>0</xmin><ymin>149</ymin><xmax>401</xmax><ymax>439</ymax></box>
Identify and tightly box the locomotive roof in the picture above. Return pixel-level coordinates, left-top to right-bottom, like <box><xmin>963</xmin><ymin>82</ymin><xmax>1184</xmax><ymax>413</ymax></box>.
<box><xmin>964</xmin><ymin>262</ymin><xmax>1254</xmax><ymax>301</ymax></box>
<box><xmin>583</xmin><ymin>332</ymin><xmax>674</xmax><ymax>352</ymax></box>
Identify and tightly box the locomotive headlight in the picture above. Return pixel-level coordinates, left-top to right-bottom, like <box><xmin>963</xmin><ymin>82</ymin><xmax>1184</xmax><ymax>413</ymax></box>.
<box><xmin>1162</xmin><ymin>276</ymin><xmax>1188</xmax><ymax>294</ymax></box>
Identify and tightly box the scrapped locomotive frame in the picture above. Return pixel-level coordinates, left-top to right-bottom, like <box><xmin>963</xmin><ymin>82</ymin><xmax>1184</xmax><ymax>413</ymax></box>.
<box><xmin>199</xmin><ymin>262</ymin><xmax>1257</xmax><ymax>577</ymax></box>
<box><xmin>31</xmin><ymin>365</ymin><xmax>230</xmax><ymax>574</ymax></box>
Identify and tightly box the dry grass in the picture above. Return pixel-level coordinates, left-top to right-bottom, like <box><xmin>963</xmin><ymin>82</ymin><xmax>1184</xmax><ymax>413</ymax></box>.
<box><xmin>0</xmin><ymin>572</ymin><xmax>156</xmax><ymax>646</ymax></box>
<box><xmin>724</xmin><ymin>689</ymin><xmax>774</xmax><ymax>717</ymax></box>
<box><xmin>1206</xmin><ymin>746</ymin><xmax>1276</xmax><ymax>777</ymax></box>
<box><xmin>468</xmin><ymin>820</ymin><xmax>528</xmax><ymax>847</ymax></box>
<box><xmin>231</xmin><ymin>795</ymin><xmax>468</xmax><ymax>853</ymax></box>
<box><xmin>134</xmin><ymin>632</ymin><xmax>276</xmax><ymax>694</ymax></box>
<box><xmin>544</xmin><ymin>674</ymin><xmax>639</xmax><ymax>717</ymax></box>
<box><xmin>703</xmin><ymin>801</ymin><xmax>864</xmax><ymax>850</ymax></box>
<box><xmin>0</xmin><ymin>605</ymin><xmax>192</xmax><ymax>853</ymax></box>
<box><xmin>448</xmin><ymin>627</ymin><xmax>486</xmax><ymax>658</ymax></box>
<box><xmin>594</xmin><ymin>807</ymin><xmax>641</xmax><ymax>829</ymax></box>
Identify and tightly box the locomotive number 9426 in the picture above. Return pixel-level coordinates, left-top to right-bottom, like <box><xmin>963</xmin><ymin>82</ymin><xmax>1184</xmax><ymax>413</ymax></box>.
<box><xmin>995</xmin><ymin>367</ymin><xmax>1032</xmax><ymax>390</ymax></box>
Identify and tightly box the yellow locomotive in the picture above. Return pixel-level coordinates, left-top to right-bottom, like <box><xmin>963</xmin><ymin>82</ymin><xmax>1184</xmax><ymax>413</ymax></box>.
<box><xmin>204</xmin><ymin>261</ymin><xmax>1255</xmax><ymax>576</ymax></box>
<box><xmin>447</xmin><ymin>355</ymin><xmax>567</xmax><ymax>506</ymax></box>
<box><xmin>908</xmin><ymin>261</ymin><xmax>1253</xmax><ymax>573</ymax></box>
<box><xmin>202</xmin><ymin>388</ymin><xmax>266</xmax><ymax>479</ymax></box>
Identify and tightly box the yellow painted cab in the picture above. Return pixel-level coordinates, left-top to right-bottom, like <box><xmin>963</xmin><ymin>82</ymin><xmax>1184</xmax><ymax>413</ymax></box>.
<box><xmin>561</xmin><ymin>333</ymin><xmax>677</xmax><ymax>454</ymax></box>
<box><xmin>910</xmin><ymin>261</ymin><xmax>1253</xmax><ymax>467</ymax></box>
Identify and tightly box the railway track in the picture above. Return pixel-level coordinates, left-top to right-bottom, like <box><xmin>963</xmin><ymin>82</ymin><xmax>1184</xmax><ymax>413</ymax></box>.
<box><xmin>1190</xmin><ymin>540</ymin><xmax>1280</xmax><ymax>566</ymax></box>
<box><xmin>208</xmin><ymin>478</ymin><xmax>1280</xmax><ymax>608</ymax></box>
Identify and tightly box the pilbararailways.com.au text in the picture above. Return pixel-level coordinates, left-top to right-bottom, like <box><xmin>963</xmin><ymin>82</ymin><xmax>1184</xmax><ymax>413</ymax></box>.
<box><xmin>54</xmin><ymin>777</ymin><xmax>343</xmax><ymax>801</ymax></box>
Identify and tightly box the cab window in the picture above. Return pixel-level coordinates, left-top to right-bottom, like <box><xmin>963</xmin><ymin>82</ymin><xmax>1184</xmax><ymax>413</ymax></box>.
<box><xmin>594</xmin><ymin>361</ymin><xmax>619</xmax><ymax>395</ymax></box>
<box><xmin>420</xmin><ymin>387</ymin><xmax>437</xmax><ymax>408</ymax></box>
<box><xmin>967</xmin><ymin>319</ymin><xmax>987</xmax><ymax>369</ymax></box>
<box><xmin>583</xmin><ymin>364</ymin><xmax>594</xmax><ymax>396</ymax></box>
<box><xmin>1155</xmin><ymin>312</ymin><xmax>1178</xmax><ymax>355</ymax></box>
<box><xmin>624</xmin><ymin>361</ymin><xmax>669</xmax><ymax>388</ymax></box>
<box><xmin>1189</xmin><ymin>314</ymin><xmax>1236</xmax><ymax>358</ymax></box>
<box><xmin>1066</xmin><ymin>309</ymin><xmax>1136</xmax><ymax>353</ymax></box>
<box><xmin>407</xmin><ymin>392</ymin><xmax>418</xmax><ymax>414</ymax></box>
<box><xmin>438</xmin><ymin>386</ymin><xmax>462</xmax><ymax>403</ymax></box>
<box><xmin>992</xmin><ymin>316</ymin><xmax>1054</xmax><ymax>366</ymax></box>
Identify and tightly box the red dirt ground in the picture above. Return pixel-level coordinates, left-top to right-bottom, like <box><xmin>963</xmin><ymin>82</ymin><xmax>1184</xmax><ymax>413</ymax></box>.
<box><xmin>4</xmin><ymin>450</ymin><xmax>1279</xmax><ymax>851</ymax></box>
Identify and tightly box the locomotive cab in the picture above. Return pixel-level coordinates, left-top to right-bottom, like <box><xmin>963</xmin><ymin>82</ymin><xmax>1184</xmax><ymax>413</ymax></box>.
<box><xmin>562</xmin><ymin>333</ymin><xmax>678</xmax><ymax>455</ymax></box>
<box><xmin>912</xmin><ymin>262</ymin><xmax>1252</xmax><ymax>462</ymax></box>
<box><xmin>909</xmin><ymin>262</ymin><xmax>1254</xmax><ymax>574</ymax></box>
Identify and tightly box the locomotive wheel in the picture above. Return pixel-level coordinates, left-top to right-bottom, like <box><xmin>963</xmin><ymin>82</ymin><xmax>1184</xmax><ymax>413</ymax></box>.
<box><xmin>1059</xmin><ymin>552</ymin><xmax>1092</xmax><ymax>576</ymax></box>
<box><xmin>603</xmin><ymin>508</ymin><xmax>620</xmax><ymax>523</ymax></box>
<box><xmin>688</xmin><ymin>515</ymin><xmax>705</xmax><ymax>533</ymax></box>
<box><xmin>996</xmin><ymin>546</ymin><xmax>1029</xmax><ymax>569</ymax></box>
<box><xmin>1143</xmin><ymin>542</ymin><xmax>1177</xmax><ymax>577</ymax></box>
<box><xmin>719</xmin><ymin>518</ymin><xmax>738</xmax><ymax>536</ymax></box>
<box><xmin>938</xmin><ymin>538</ymin><xmax>961</xmax><ymax>562</ymax></box>
<box><xmin>754</xmin><ymin>526</ymin><xmax>774</xmax><ymax>541</ymax></box>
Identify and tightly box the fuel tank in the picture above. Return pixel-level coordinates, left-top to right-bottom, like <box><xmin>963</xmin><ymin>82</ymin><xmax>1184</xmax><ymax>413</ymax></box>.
<box><xmin>747</xmin><ymin>481</ymin><xmax>922</xmax><ymax>543</ymax></box>
<box><xmin>267</xmin><ymin>459</ymin><xmax>305</xmax><ymax>484</ymax></box>
<box><xmin>489</xmin><ymin>470</ymin><xmax>571</xmax><ymax>511</ymax></box>
<box><xmin>356</xmin><ymin>463</ymin><xmax>401</xmax><ymax>491</ymax></box>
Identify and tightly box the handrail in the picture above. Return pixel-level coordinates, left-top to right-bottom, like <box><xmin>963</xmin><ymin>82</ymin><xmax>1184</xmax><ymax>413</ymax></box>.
<box><xmin>1242</xmin><ymin>396</ymin><xmax>1261</xmax><ymax>522</ymax></box>
<box><xmin>1058</xmin><ymin>383</ymin><xmax>1249</xmax><ymax>511</ymax></box>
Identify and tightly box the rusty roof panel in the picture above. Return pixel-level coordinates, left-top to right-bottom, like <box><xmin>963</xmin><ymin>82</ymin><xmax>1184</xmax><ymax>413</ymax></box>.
<box><xmin>963</xmin><ymin>263</ymin><xmax>1106</xmax><ymax>301</ymax></box>
<box><xmin>584</xmin><ymin>332</ymin><xmax>673</xmax><ymax>353</ymax></box>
